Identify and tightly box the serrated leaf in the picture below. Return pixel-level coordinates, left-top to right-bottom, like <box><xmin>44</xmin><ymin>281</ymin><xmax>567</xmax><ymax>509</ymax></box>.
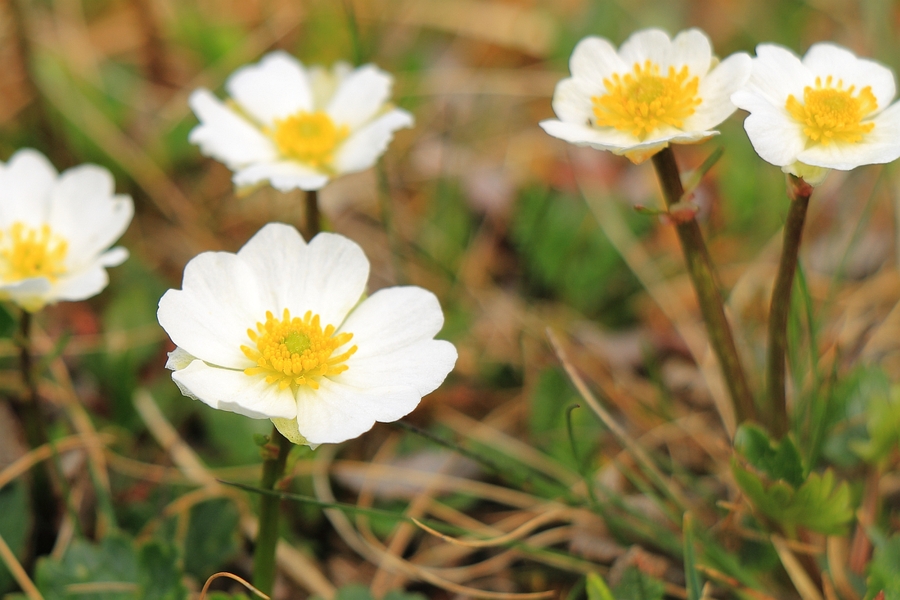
<box><xmin>852</xmin><ymin>386</ymin><xmax>900</xmax><ymax>465</ymax></box>
<box><xmin>138</xmin><ymin>541</ymin><xmax>187</xmax><ymax>600</ymax></box>
<box><xmin>586</xmin><ymin>573</ymin><xmax>615</xmax><ymax>600</ymax></box>
<box><xmin>734</xmin><ymin>424</ymin><xmax>804</xmax><ymax>487</ymax></box>
<box><xmin>36</xmin><ymin>535</ymin><xmax>140</xmax><ymax>600</ymax></box>
<box><xmin>732</xmin><ymin>463</ymin><xmax>853</xmax><ymax>536</ymax></box>
<box><xmin>867</xmin><ymin>534</ymin><xmax>900</xmax><ymax>600</ymax></box>
<box><xmin>34</xmin><ymin>534</ymin><xmax>187</xmax><ymax>600</ymax></box>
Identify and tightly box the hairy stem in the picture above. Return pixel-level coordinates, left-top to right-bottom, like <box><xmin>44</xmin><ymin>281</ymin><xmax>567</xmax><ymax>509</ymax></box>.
<box><xmin>767</xmin><ymin>176</ymin><xmax>813</xmax><ymax>439</ymax></box>
<box><xmin>651</xmin><ymin>147</ymin><xmax>756</xmax><ymax>426</ymax></box>
<box><xmin>252</xmin><ymin>427</ymin><xmax>293</xmax><ymax>595</ymax></box>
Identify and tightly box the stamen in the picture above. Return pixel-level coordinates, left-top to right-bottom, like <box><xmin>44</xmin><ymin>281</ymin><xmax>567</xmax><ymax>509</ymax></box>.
<box><xmin>785</xmin><ymin>76</ymin><xmax>877</xmax><ymax>145</ymax></box>
<box><xmin>266</xmin><ymin>111</ymin><xmax>349</xmax><ymax>169</ymax></box>
<box><xmin>0</xmin><ymin>222</ymin><xmax>69</xmax><ymax>283</ymax></box>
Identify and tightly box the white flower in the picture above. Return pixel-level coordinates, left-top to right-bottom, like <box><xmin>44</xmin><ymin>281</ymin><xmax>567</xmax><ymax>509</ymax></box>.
<box><xmin>540</xmin><ymin>28</ymin><xmax>751</xmax><ymax>163</ymax></box>
<box><xmin>731</xmin><ymin>43</ymin><xmax>900</xmax><ymax>185</ymax></box>
<box><xmin>157</xmin><ymin>223</ymin><xmax>457</xmax><ymax>447</ymax></box>
<box><xmin>0</xmin><ymin>149</ymin><xmax>133</xmax><ymax>312</ymax></box>
<box><xmin>188</xmin><ymin>52</ymin><xmax>414</xmax><ymax>192</ymax></box>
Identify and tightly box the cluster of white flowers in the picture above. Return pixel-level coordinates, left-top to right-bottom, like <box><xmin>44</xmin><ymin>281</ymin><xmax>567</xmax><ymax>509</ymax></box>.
<box><xmin>10</xmin><ymin>32</ymin><xmax>899</xmax><ymax>448</ymax></box>
<box><xmin>541</xmin><ymin>28</ymin><xmax>900</xmax><ymax>185</ymax></box>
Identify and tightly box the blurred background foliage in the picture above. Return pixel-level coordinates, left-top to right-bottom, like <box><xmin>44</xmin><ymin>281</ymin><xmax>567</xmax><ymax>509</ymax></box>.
<box><xmin>1</xmin><ymin>0</ymin><xmax>900</xmax><ymax>598</ymax></box>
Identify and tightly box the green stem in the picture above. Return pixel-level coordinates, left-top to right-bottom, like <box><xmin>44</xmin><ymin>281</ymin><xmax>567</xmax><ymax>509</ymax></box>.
<box><xmin>767</xmin><ymin>176</ymin><xmax>813</xmax><ymax>439</ymax></box>
<box><xmin>252</xmin><ymin>426</ymin><xmax>293</xmax><ymax>595</ymax></box>
<box><xmin>651</xmin><ymin>148</ymin><xmax>756</xmax><ymax>426</ymax></box>
<box><xmin>305</xmin><ymin>189</ymin><xmax>320</xmax><ymax>239</ymax></box>
<box><xmin>15</xmin><ymin>311</ymin><xmax>58</xmax><ymax>557</ymax></box>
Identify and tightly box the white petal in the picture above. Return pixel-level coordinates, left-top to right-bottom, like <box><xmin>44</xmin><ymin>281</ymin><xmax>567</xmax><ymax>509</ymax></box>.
<box><xmin>618</xmin><ymin>29</ymin><xmax>674</xmax><ymax>69</ymax></box>
<box><xmin>667</xmin><ymin>29</ymin><xmax>713</xmax><ymax>76</ymax></box>
<box><xmin>239</xmin><ymin>228</ymin><xmax>369</xmax><ymax>328</ymax></box>
<box><xmin>337</xmin><ymin>338</ymin><xmax>457</xmax><ymax>397</ymax></box>
<box><xmin>157</xmin><ymin>251</ymin><xmax>266</xmax><ymax>369</ymax></box>
<box><xmin>52</xmin><ymin>266</ymin><xmax>109</xmax><ymax>303</ymax></box>
<box><xmin>189</xmin><ymin>89</ymin><xmax>278</xmax><ymax>169</ymax></box>
<box><xmin>742</xmin><ymin>44</ymin><xmax>811</xmax><ymax>108</ymax></box>
<box><xmin>736</xmin><ymin>98</ymin><xmax>806</xmax><ymax>167</ymax></box>
<box><xmin>0</xmin><ymin>277</ymin><xmax>52</xmax><ymax>312</ymax></box>
<box><xmin>225</xmin><ymin>51</ymin><xmax>314</xmax><ymax>125</ymax></box>
<box><xmin>309</xmin><ymin>61</ymin><xmax>354</xmax><ymax>110</ymax></box>
<box><xmin>797</xmin><ymin>101</ymin><xmax>900</xmax><ymax>169</ymax></box>
<box><xmin>332</xmin><ymin>109</ymin><xmax>413</xmax><ymax>174</ymax></box>
<box><xmin>568</xmin><ymin>36</ymin><xmax>628</xmax><ymax>89</ymax></box>
<box><xmin>98</xmin><ymin>246</ymin><xmax>129</xmax><ymax>267</ymax></box>
<box><xmin>48</xmin><ymin>166</ymin><xmax>133</xmax><ymax>266</ymax></box>
<box><xmin>802</xmin><ymin>43</ymin><xmax>896</xmax><ymax>112</ymax></box>
<box><xmin>685</xmin><ymin>52</ymin><xmax>751</xmax><ymax>131</ymax></box>
<box><xmin>0</xmin><ymin>149</ymin><xmax>57</xmax><ymax>228</ymax></box>
<box><xmin>233</xmin><ymin>161</ymin><xmax>330</xmax><ymax>192</ymax></box>
<box><xmin>551</xmin><ymin>77</ymin><xmax>595</xmax><ymax>126</ymax></box>
<box><xmin>294</xmin><ymin>379</ymin><xmax>423</xmax><ymax>445</ymax></box>
<box><xmin>326</xmin><ymin>64</ymin><xmax>394</xmax><ymax>130</ymax></box>
<box><xmin>339</xmin><ymin>286</ymin><xmax>446</xmax><ymax>354</ymax></box>
<box><xmin>172</xmin><ymin>360</ymin><xmax>297</xmax><ymax>419</ymax></box>
<box><xmin>540</xmin><ymin>119</ymin><xmax>713</xmax><ymax>158</ymax></box>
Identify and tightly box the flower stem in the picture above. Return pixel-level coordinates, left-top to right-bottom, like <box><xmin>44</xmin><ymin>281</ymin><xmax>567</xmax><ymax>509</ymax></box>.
<box><xmin>767</xmin><ymin>176</ymin><xmax>813</xmax><ymax>439</ymax></box>
<box><xmin>651</xmin><ymin>147</ymin><xmax>756</xmax><ymax>426</ymax></box>
<box><xmin>252</xmin><ymin>426</ymin><xmax>293</xmax><ymax>596</ymax></box>
<box><xmin>305</xmin><ymin>189</ymin><xmax>320</xmax><ymax>238</ymax></box>
<box><xmin>14</xmin><ymin>311</ymin><xmax>58</xmax><ymax>556</ymax></box>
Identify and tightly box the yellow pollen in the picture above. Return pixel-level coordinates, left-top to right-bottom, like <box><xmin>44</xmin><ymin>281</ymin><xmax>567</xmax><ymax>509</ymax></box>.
<box><xmin>266</xmin><ymin>111</ymin><xmax>349</xmax><ymax>169</ymax></box>
<box><xmin>591</xmin><ymin>60</ymin><xmax>702</xmax><ymax>139</ymax></box>
<box><xmin>0</xmin><ymin>222</ymin><xmax>68</xmax><ymax>283</ymax></box>
<box><xmin>241</xmin><ymin>308</ymin><xmax>357</xmax><ymax>391</ymax></box>
<box><xmin>785</xmin><ymin>76</ymin><xmax>877</xmax><ymax>145</ymax></box>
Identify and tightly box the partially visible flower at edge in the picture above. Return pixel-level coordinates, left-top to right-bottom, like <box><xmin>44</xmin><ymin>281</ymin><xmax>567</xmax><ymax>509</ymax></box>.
<box><xmin>0</xmin><ymin>149</ymin><xmax>133</xmax><ymax>312</ymax></box>
<box><xmin>189</xmin><ymin>52</ymin><xmax>414</xmax><ymax>192</ymax></box>
<box><xmin>540</xmin><ymin>28</ymin><xmax>751</xmax><ymax>164</ymax></box>
<box><xmin>731</xmin><ymin>42</ymin><xmax>900</xmax><ymax>185</ymax></box>
<box><xmin>157</xmin><ymin>223</ymin><xmax>457</xmax><ymax>447</ymax></box>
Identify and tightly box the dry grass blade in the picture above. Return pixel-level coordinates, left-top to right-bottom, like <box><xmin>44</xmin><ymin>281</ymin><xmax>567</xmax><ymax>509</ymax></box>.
<box><xmin>314</xmin><ymin>447</ymin><xmax>556</xmax><ymax>599</ymax></box>
<box><xmin>771</xmin><ymin>535</ymin><xmax>824</xmax><ymax>600</ymax></box>
<box><xmin>0</xmin><ymin>529</ymin><xmax>43</xmax><ymax>600</ymax></box>
<box><xmin>411</xmin><ymin>507</ymin><xmax>566</xmax><ymax>548</ymax></box>
<box><xmin>577</xmin><ymin>176</ymin><xmax>736</xmax><ymax>437</ymax></box>
<box><xmin>0</xmin><ymin>433</ymin><xmax>115</xmax><ymax>491</ymax></box>
<box><xmin>199</xmin><ymin>572</ymin><xmax>269</xmax><ymax>600</ymax></box>
<box><xmin>547</xmin><ymin>328</ymin><xmax>691</xmax><ymax>511</ymax></box>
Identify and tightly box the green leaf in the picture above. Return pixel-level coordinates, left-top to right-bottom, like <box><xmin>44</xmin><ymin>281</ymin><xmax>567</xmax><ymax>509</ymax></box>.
<box><xmin>35</xmin><ymin>535</ymin><xmax>140</xmax><ymax>600</ymax></box>
<box><xmin>734</xmin><ymin>424</ymin><xmax>804</xmax><ymax>487</ymax></box>
<box><xmin>0</xmin><ymin>482</ymin><xmax>30</xmax><ymax>594</ymax></box>
<box><xmin>586</xmin><ymin>573</ymin><xmax>615</xmax><ymax>600</ymax></box>
<box><xmin>180</xmin><ymin>499</ymin><xmax>240</xmax><ymax>580</ymax></box>
<box><xmin>34</xmin><ymin>533</ymin><xmax>186</xmax><ymax>600</ymax></box>
<box><xmin>138</xmin><ymin>541</ymin><xmax>187</xmax><ymax>600</ymax></box>
<box><xmin>611</xmin><ymin>567</ymin><xmax>665</xmax><ymax>600</ymax></box>
<box><xmin>852</xmin><ymin>385</ymin><xmax>900</xmax><ymax>465</ymax></box>
<box><xmin>732</xmin><ymin>463</ymin><xmax>853</xmax><ymax>536</ymax></box>
<box><xmin>867</xmin><ymin>534</ymin><xmax>900</xmax><ymax>600</ymax></box>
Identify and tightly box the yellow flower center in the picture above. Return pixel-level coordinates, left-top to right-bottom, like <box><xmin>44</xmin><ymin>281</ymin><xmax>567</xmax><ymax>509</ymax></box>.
<box><xmin>0</xmin><ymin>222</ymin><xmax>68</xmax><ymax>283</ymax></box>
<box><xmin>241</xmin><ymin>308</ymin><xmax>357</xmax><ymax>391</ymax></box>
<box><xmin>785</xmin><ymin>76</ymin><xmax>877</xmax><ymax>145</ymax></box>
<box><xmin>266</xmin><ymin>111</ymin><xmax>349</xmax><ymax>169</ymax></box>
<box><xmin>591</xmin><ymin>60</ymin><xmax>702</xmax><ymax>139</ymax></box>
